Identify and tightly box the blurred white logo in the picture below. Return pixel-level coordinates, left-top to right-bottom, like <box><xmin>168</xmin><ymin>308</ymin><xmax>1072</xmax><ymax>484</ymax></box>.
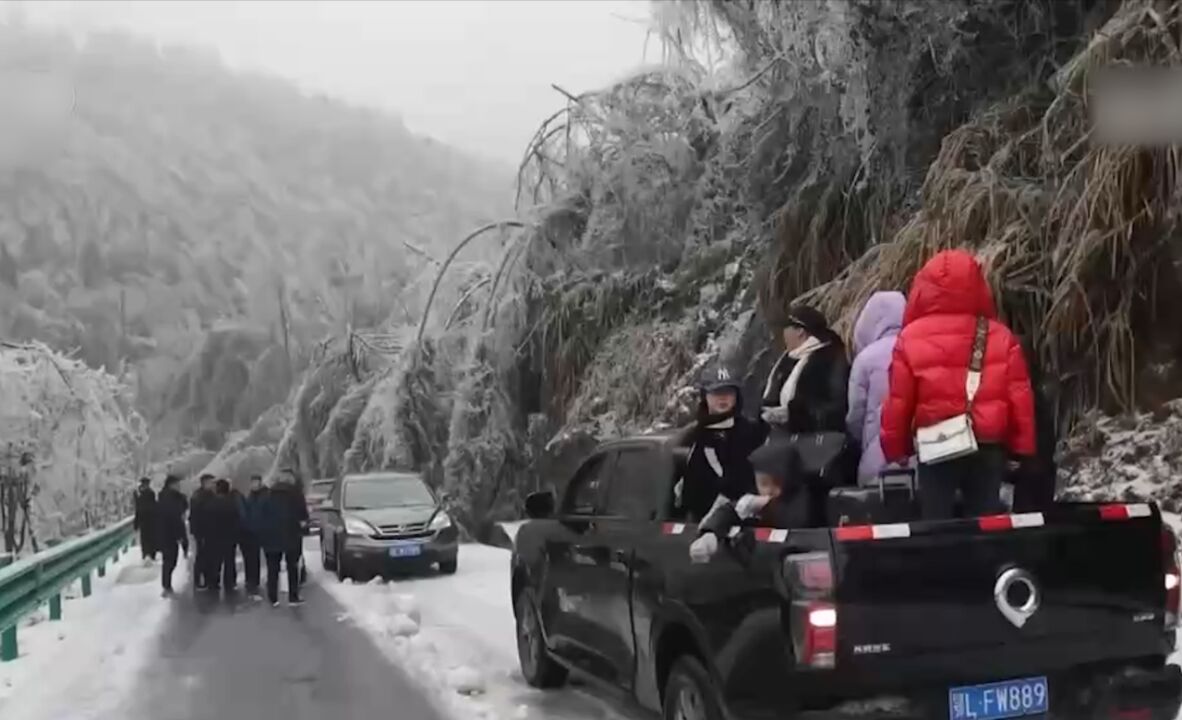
<box><xmin>1093</xmin><ymin>66</ymin><xmax>1182</xmax><ymax>145</ymax></box>
<box><xmin>0</xmin><ymin>65</ymin><xmax>75</xmax><ymax>169</ymax></box>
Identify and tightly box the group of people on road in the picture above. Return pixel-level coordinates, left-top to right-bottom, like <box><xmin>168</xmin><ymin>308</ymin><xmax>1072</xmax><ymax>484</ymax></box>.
<box><xmin>132</xmin><ymin>468</ymin><xmax>309</xmax><ymax>606</ymax></box>
<box><xmin>677</xmin><ymin>249</ymin><xmax>1054</xmax><ymax>559</ymax></box>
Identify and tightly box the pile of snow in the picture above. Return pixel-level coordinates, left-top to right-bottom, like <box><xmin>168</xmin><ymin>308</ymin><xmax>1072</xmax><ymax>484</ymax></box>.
<box><xmin>1058</xmin><ymin>399</ymin><xmax>1182</xmax><ymax>510</ymax></box>
<box><xmin>0</xmin><ymin>546</ymin><xmax>183</xmax><ymax>720</ymax></box>
<box><xmin>314</xmin><ymin>544</ymin><xmax>627</xmax><ymax>720</ymax></box>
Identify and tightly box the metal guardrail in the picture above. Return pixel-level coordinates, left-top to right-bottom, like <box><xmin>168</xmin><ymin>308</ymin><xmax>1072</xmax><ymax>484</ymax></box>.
<box><xmin>0</xmin><ymin>517</ymin><xmax>135</xmax><ymax>661</ymax></box>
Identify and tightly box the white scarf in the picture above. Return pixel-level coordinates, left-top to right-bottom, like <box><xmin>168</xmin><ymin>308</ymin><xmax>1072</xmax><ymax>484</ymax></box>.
<box><xmin>763</xmin><ymin>335</ymin><xmax>828</xmax><ymax>410</ymax></box>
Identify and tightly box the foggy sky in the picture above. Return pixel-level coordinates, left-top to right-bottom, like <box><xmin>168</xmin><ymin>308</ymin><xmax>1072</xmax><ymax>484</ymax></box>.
<box><xmin>21</xmin><ymin>0</ymin><xmax>657</xmax><ymax>166</ymax></box>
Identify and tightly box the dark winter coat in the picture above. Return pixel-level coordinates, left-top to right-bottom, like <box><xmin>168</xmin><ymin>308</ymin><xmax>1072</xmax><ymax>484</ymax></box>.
<box><xmin>697</xmin><ymin>439</ymin><xmax>813</xmax><ymax>536</ymax></box>
<box><xmin>880</xmin><ymin>250</ymin><xmax>1036</xmax><ymax>463</ymax></box>
<box><xmin>1012</xmin><ymin>336</ymin><xmax>1058</xmax><ymax>512</ymax></box>
<box><xmin>241</xmin><ymin>487</ymin><xmax>270</xmax><ymax>540</ymax></box>
<box><xmin>760</xmin><ymin>342</ymin><xmax>850</xmax><ymax>436</ymax></box>
<box><xmin>133</xmin><ymin>487</ymin><xmax>156</xmax><ymax>533</ymax></box>
<box><xmin>258</xmin><ymin>484</ymin><xmax>308</xmax><ymax>553</ymax></box>
<box><xmin>189</xmin><ymin>487</ymin><xmax>215</xmax><ymax>539</ymax></box>
<box><xmin>208</xmin><ymin>491</ymin><xmax>242</xmax><ymax>545</ymax></box>
<box><xmin>155</xmin><ymin>487</ymin><xmax>189</xmax><ymax>548</ymax></box>
<box><xmin>675</xmin><ymin>416</ymin><xmax>767</xmax><ymax>521</ymax></box>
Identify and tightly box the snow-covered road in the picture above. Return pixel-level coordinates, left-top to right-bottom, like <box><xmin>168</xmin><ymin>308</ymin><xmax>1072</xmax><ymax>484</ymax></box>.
<box><xmin>3</xmin><ymin>531</ymin><xmax>1180</xmax><ymax>720</ymax></box>
<box><xmin>0</xmin><ymin>547</ymin><xmax>186</xmax><ymax>720</ymax></box>
<box><xmin>314</xmin><ymin>540</ymin><xmax>631</xmax><ymax>720</ymax></box>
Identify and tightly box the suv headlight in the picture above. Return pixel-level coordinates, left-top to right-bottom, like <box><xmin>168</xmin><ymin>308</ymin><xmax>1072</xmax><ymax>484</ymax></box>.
<box><xmin>429</xmin><ymin>511</ymin><xmax>451</xmax><ymax>531</ymax></box>
<box><xmin>343</xmin><ymin>515</ymin><xmax>376</xmax><ymax>536</ymax></box>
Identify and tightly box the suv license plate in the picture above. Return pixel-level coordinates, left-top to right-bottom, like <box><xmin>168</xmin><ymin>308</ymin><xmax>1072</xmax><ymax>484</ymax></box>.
<box><xmin>389</xmin><ymin>544</ymin><xmax>422</xmax><ymax>558</ymax></box>
<box><xmin>949</xmin><ymin>676</ymin><xmax>1048</xmax><ymax>720</ymax></box>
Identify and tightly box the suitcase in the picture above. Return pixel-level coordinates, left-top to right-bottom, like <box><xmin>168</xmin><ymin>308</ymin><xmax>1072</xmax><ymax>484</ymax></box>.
<box><xmin>827</xmin><ymin>469</ymin><xmax>918</xmax><ymax>527</ymax></box>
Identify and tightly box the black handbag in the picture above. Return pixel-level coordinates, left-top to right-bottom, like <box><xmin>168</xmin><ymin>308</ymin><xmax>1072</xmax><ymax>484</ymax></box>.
<box><xmin>782</xmin><ymin>431</ymin><xmax>850</xmax><ymax>488</ymax></box>
<box><xmin>827</xmin><ymin>469</ymin><xmax>918</xmax><ymax>527</ymax></box>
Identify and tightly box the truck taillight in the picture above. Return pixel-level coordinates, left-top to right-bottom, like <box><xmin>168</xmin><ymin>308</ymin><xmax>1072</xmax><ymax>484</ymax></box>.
<box><xmin>783</xmin><ymin>551</ymin><xmax>834</xmax><ymax>597</ymax></box>
<box><xmin>1163</xmin><ymin>529</ymin><xmax>1180</xmax><ymax>628</ymax></box>
<box><xmin>784</xmin><ymin>552</ymin><xmax>837</xmax><ymax>669</ymax></box>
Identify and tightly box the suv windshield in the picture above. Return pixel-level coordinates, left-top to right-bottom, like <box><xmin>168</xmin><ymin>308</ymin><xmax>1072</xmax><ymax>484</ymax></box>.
<box><xmin>343</xmin><ymin>476</ymin><xmax>434</xmax><ymax>510</ymax></box>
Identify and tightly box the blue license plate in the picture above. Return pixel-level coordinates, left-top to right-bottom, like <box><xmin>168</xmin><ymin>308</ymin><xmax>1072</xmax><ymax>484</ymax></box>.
<box><xmin>949</xmin><ymin>676</ymin><xmax>1049</xmax><ymax>720</ymax></box>
<box><xmin>388</xmin><ymin>544</ymin><xmax>422</xmax><ymax>558</ymax></box>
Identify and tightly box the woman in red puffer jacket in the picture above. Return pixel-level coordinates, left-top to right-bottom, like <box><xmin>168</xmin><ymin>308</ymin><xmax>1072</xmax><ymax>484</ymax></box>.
<box><xmin>880</xmin><ymin>249</ymin><xmax>1036</xmax><ymax>520</ymax></box>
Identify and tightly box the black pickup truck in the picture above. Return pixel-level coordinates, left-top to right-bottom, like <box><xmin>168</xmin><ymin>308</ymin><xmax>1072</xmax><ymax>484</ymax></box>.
<box><xmin>510</xmin><ymin>433</ymin><xmax>1182</xmax><ymax>720</ymax></box>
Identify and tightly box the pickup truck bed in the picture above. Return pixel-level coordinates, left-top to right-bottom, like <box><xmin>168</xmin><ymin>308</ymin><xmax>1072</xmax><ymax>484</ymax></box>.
<box><xmin>511</xmin><ymin>436</ymin><xmax>1182</xmax><ymax>720</ymax></box>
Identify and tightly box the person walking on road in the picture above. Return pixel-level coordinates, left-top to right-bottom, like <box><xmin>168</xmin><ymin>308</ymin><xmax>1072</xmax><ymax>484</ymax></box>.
<box><xmin>210</xmin><ymin>479</ymin><xmax>241</xmax><ymax>593</ymax></box>
<box><xmin>189</xmin><ymin>474</ymin><xmax>215</xmax><ymax>590</ymax></box>
<box><xmin>133</xmin><ymin>477</ymin><xmax>157</xmax><ymax>562</ymax></box>
<box><xmin>240</xmin><ymin>474</ymin><xmax>268</xmax><ymax>598</ymax></box>
<box><xmin>156</xmin><ymin>475</ymin><xmax>189</xmax><ymax>597</ymax></box>
<box><xmin>260</xmin><ymin>469</ymin><xmax>309</xmax><ymax>607</ymax></box>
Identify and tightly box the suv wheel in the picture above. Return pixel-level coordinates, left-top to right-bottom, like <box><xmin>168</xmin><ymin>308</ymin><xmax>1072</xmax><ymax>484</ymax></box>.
<box><xmin>439</xmin><ymin>557</ymin><xmax>458</xmax><ymax>575</ymax></box>
<box><xmin>515</xmin><ymin>588</ymin><xmax>567</xmax><ymax>688</ymax></box>
<box><xmin>663</xmin><ymin>656</ymin><xmax>724</xmax><ymax>720</ymax></box>
<box><xmin>335</xmin><ymin>541</ymin><xmax>351</xmax><ymax>581</ymax></box>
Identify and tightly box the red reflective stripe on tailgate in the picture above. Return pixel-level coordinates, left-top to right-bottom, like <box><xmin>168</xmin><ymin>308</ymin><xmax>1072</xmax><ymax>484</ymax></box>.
<box><xmin>753</xmin><ymin>527</ymin><xmax>773</xmax><ymax>542</ymax></box>
<box><xmin>979</xmin><ymin>515</ymin><xmax>1014</xmax><ymax>532</ymax></box>
<box><xmin>835</xmin><ymin>525</ymin><xmax>875</xmax><ymax>542</ymax></box>
<box><xmin>1100</xmin><ymin>504</ymin><xmax>1131</xmax><ymax>521</ymax></box>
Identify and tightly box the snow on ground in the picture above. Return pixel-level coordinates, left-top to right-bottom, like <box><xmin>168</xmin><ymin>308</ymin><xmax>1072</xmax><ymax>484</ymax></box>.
<box><xmin>1059</xmin><ymin>399</ymin><xmax>1182</xmax><ymax>511</ymax></box>
<box><xmin>0</xmin><ymin>546</ymin><xmax>187</xmax><ymax>720</ymax></box>
<box><xmin>312</xmin><ymin>542</ymin><xmax>630</xmax><ymax>720</ymax></box>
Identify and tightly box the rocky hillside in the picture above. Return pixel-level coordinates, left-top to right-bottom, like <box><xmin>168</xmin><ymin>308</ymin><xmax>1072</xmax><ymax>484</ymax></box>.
<box><xmin>221</xmin><ymin>0</ymin><xmax>1182</xmax><ymax>540</ymax></box>
<box><xmin>0</xmin><ymin>26</ymin><xmax>511</xmax><ymax>457</ymax></box>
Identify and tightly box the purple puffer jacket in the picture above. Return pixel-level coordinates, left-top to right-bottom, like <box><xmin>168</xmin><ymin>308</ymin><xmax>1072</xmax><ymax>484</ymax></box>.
<box><xmin>846</xmin><ymin>291</ymin><xmax>907</xmax><ymax>483</ymax></box>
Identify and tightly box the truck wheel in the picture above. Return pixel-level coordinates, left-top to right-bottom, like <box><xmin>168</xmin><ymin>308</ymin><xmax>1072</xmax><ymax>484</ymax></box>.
<box><xmin>663</xmin><ymin>656</ymin><xmax>724</xmax><ymax>720</ymax></box>
<box><xmin>335</xmin><ymin>542</ymin><xmax>351</xmax><ymax>581</ymax></box>
<box><xmin>515</xmin><ymin>589</ymin><xmax>567</xmax><ymax>688</ymax></box>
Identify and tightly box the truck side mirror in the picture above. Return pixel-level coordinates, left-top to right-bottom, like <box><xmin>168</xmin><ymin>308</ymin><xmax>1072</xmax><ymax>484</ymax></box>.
<box><xmin>525</xmin><ymin>491</ymin><xmax>556</xmax><ymax>519</ymax></box>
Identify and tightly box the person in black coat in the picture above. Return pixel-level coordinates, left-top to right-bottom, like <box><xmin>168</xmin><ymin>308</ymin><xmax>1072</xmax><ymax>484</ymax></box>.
<box><xmin>209</xmin><ymin>479</ymin><xmax>242</xmax><ymax>593</ymax></box>
<box><xmin>690</xmin><ymin>440</ymin><xmax>811</xmax><ymax>563</ymax></box>
<box><xmin>156</xmin><ymin>475</ymin><xmax>189</xmax><ymax>597</ymax></box>
<box><xmin>259</xmin><ymin>469</ymin><xmax>309</xmax><ymax>607</ymax></box>
<box><xmin>189</xmin><ymin>474</ymin><xmax>216</xmax><ymax>590</ymax></box>
<box><xmin>239</xmin><ymin>475</ymin><xmax>268</xmax><ymax>597</ymax></box>
<box><xmin>132</xmin><ymin>477</ymin><xmax>157</xmax><ymax>561</ymax></box>
<box><xmin>1012</xmin><ymin>336</ymin><xmax>1058</xmax><ymax>512</ymax></box>
<box><xmin>673</xmin><ymin>362</ymin><xmax>768</xmax><ymax>522</ymax></box>
<box><xmin>759</xmin><ymin>304</ymin><xmax>850</xmax><ymax>436</ymax></box>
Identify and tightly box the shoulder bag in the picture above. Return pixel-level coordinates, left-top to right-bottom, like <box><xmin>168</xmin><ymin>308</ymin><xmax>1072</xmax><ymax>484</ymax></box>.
<box><xmin>914</xmin><ymin>316</ymin><xmax>988</xmax><ymax>464</ymax></box>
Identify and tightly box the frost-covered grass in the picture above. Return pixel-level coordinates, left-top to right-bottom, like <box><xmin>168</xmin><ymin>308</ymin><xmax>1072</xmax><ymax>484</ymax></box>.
<box><xmin>1059</xmin><ymin>399</ymin><xmax>1182</xmax><ymax>511</ymax></box>
<box><xmin>0</xmin><ymin>545</ymin><xmax>183</xmax><ymax>720</ymax></box>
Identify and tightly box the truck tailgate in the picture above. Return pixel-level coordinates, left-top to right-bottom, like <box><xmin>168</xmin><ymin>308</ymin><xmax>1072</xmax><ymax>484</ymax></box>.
<box><xmin>835</xmin><ymin>504</ymin><xmax>1169</xmax><ymax>671</ymax></box>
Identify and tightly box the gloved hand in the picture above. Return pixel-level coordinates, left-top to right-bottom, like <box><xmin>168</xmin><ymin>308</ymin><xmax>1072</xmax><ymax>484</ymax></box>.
<box><xmin>735</xmin><ymin>493</ymin><xmax>770</xmax><ymax>520</ymax></box>
<box><xmin>689</xmin><ymin>533</ymin><xmax>719</xmax><ymax>564</ymax></box>
<box><xmin>760</xmin><ymin>406</ymin><xmax>788</xmax><ymax>426</ymax></box>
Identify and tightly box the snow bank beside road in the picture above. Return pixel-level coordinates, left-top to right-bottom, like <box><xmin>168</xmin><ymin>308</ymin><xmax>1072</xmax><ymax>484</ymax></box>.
<box><xmin>314</xmin><ymin>543</ymin><xmax>628</xmax><ymax>720</ymax></box>
<box><xmin>0</xmin><ymin>548</ymin><xmax>185</xmax><ymax>720</ymax></box>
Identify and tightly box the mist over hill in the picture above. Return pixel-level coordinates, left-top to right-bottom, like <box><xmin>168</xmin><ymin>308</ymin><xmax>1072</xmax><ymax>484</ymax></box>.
<box><xmin>0</xmin><ymin>25</ymin><xmax>512</xmax><ymax>456</ymax></box>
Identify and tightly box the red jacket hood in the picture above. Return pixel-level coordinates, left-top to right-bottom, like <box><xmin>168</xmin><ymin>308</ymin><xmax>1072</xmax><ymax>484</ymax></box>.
<box><xmin>903</xmin><ymin>249</ymin><xmax>997</xmax><ymax>326</ymax></box>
